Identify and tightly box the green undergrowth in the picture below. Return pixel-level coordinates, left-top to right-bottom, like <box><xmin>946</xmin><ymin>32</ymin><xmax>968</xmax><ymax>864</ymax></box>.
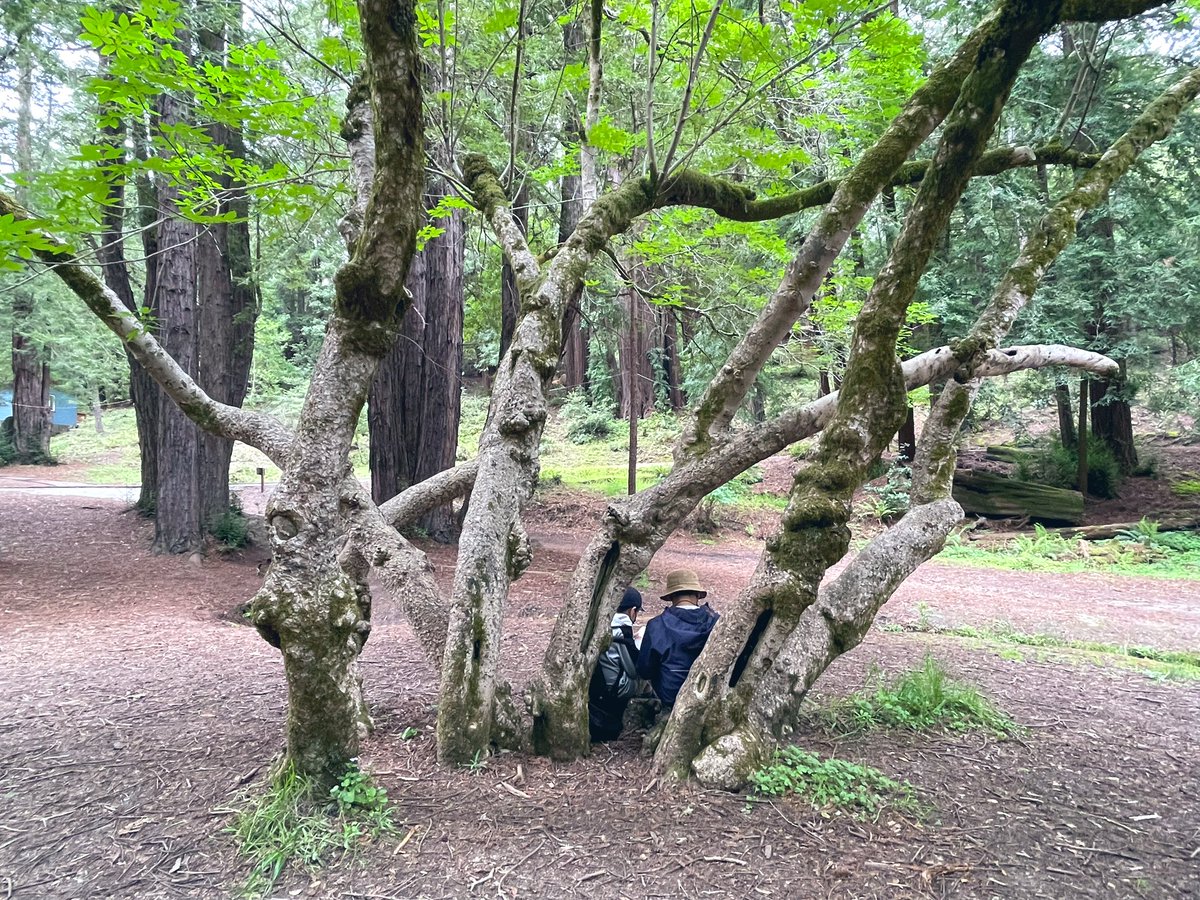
<box><xmin>211</xmin><ymin>505</ymin><xmax>252</xmax><ymax>549</ymax></box>
<box><xmin>937</xmin><ymin>523</ymin><xmax>1200</xmax><ymax>580</ymax></box>
<box><xmin>748</xmin><ymin>747</ymin><xmax>917</xmax><ymax>818</ymax></box>
<box><xmin>824</xmin><ymin>655</ymin><xmax>1014</xmax><ymax>736</ymax></box>
<box><xmin>226</xmin><ymin>761</ymin><xmax>396</xmax><ymax>898</ymax></box>
<box><xmin>885</xmin><ymin>619</ymin><xmax>1200</xmax><ymax>681</ymax></box>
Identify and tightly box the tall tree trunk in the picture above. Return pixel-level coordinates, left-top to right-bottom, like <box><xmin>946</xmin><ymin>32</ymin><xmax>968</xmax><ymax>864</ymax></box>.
<box><xmin>129</xmin><ymin>114</ymin><xmax>161</xmax><ymax>513</ymax></box>
<box><xmin>10</xmin><ymin>34</ymin><xmax>52</xmax><ymax>464</ymax></box>
<box><xmin>1077</xmin><ymin>374</ymin><xmax>1089</xmax><ymax>495</ymax></box>
<box><xmin>196</xmin><ymin>6</ymin><xmax>258</xmax><ymax>529</ymax></box>
<box><xmin>662</xmin><ymin>307</ymin><xmax>685</xmax><ymax>410</ymax></box>
<box><xmin>1055</xmin><ymin>379</ymin><xmax>1076</xmax><ymax>449</ymax></box>
<box><xmin>418</xmin><ymin>192</ymin><xmax>466</xmax><ymax>539</ymax></box>
<box><xmin>152</xmin><ymin>84</ymin><xmax>203</xmax><ymax>554</ymax></box>
<box><xmin>1089</xmin><ymin>368</ymin><xmax>1137</xmax><ymax>473</ymax></box>
<box><xmin>369</xmin><ymin>250</ymin><xmax>427</xmax><ymax>504</ymax></box>
<box><xmin>1082</xmin><ymin>217</ymin><xmax>1137</xmax><ymax>474</ymax></box>
<box><xmin>559</xmin><ymin>19</ymin><xmax>589</xmax><ymax>392</ymax></box>
<box><xmin>367</xmin><ymin>181</ymin><xmax>464</xmax><ymax>540</ymax></box>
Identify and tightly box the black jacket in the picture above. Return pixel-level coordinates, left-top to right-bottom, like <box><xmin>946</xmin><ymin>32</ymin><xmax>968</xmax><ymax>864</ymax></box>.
<box><xmin>636</xmin><ymin>604</ymin><xmax>719</xmax><ymax>706</ymax></box>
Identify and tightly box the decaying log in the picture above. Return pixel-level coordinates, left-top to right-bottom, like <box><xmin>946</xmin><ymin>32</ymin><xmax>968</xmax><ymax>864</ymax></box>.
<box><xmin>952</xmin><ymin>468</ymin><xmax>1085</xmax><ymax>524</ymax></box>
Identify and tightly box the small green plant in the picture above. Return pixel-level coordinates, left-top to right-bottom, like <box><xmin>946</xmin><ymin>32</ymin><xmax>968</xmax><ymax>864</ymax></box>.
<box><xmin>1116</xmin><ymin>518</ymin><xmax>1168</xmax><ymax>551</ymax></box>
<box><xmin>1012</xmin><ymin>523</ymin><xmax>1072</xmax><ymax>558</ymax></box>
<box><xmin>330</xmin><ymin>766</ymin><xmax>389</xmax><ymax>813</ymax></box>
<box><xmin>864</xmin><ymin>462</ymin><xmax>911</xmax><ymax>521</ymax></box>
<box><xmin>210</xmin><ymin>506</ymin><xmax>252</xmax><ymax>548</ymax></box>
<box><xmin>229</xmin><ymin>761</ymin><xmax>395</xmax><ymax>898</ymax></box>
<box><xmin>466</xmin><ymin>749</ymin><xmax>488</xmax><ymax>774</ymax></box>
<box><xmin>1171</xmin><ymin>479</ymin><xmax>1200</xmax><ymax>496</ymax></box>
<box><xmin>749</xmin><ymin>747</ymin><xmax>916</xmax><ymax>817</ymax></box>
<box><xmin>913</xmin><ymin>600</ymin><xmax>935</xmax><ymax>632</ymax></box>
<box><xmin>401</xmin><ymin>726</ymin><xmax>419</xmax><ymax>740</ymax></box>
<box><xmin>827</xmin><ymin>655</ymin><xmax>1014</xmax><ymax>735</ymax></box>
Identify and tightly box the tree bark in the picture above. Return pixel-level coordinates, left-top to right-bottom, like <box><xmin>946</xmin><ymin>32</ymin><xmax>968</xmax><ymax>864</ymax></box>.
<box><xmin>152</xmin><ymin>80</ymin><xmax>203</xmax><ymax>555</ymax></box>
<box><xmin>1089</xmin><ymin>366</ymin><xmax>1138</xmax><ymax>474</ymax></box>
<box><xmin>129</xmin><ymin>114</ymin><xmax>161</xmax><ymax>513</ymax></box>
<box><xmin>1077</xmin><ymin>373</ymin><xmax>1090</xmax><ymax>495</ymax></box>
<box><xmin>368</xmin><ymin>180</ymin><xmax>465</xmax><ymax>541</ymax></box>
<box><xmin>559</xmin><ymin>18</ymin><xmax>589</xmax><ymax>392</ymax></box>
<box><xmin>197</xmin><ymin>6</ymin><xmax>258</xmax><ymax>529</ymax></box>
<box><xmin>10</xmin><ymin>33</ymin><xmax>52</xmax><ymax>464</ymax></box>
<box><xmin>662</xmin><ymin>308</ymin><xmax>685</xmax><ymax>410</ymax></box>
<box><xmin>1055</xmin><ymin>379</ymin><xmax>1077</xmax><ymax>448</ymax></box>
<box><xmin>369</xmin><ymin>248</ymin><xmax>428</xmax><ymax>505</ymax></box>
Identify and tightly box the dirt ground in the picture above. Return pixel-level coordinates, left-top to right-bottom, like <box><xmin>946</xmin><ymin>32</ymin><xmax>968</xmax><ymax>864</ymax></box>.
<box><xmin>1</xmin><ymin>488</ymin><xmax>1199</xmax><ymax>899</ymax></box>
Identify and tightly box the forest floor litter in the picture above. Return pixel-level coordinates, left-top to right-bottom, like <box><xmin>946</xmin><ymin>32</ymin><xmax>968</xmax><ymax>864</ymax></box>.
<box><xmin>1</xmin><ymin>476</ymin><xmax>1198</xmax><ymax>899</ymax></box>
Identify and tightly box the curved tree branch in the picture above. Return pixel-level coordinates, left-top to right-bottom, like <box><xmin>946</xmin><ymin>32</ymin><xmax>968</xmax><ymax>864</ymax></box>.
<box><xmin>656</xmin><ymin>144</ymin><xmax>1102</xmax><ymax>223</ymax></box>
<box><xmin>0</xmin><ymin>191</ymin><xmax>294</xmax><ymax>463</ymax></box>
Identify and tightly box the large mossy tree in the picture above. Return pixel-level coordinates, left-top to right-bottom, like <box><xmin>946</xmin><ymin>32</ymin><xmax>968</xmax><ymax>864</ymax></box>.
<box><xmin>2</xmin><ymin>0</ymin><xmax>1198</xmax><ymax>792</ymax></box>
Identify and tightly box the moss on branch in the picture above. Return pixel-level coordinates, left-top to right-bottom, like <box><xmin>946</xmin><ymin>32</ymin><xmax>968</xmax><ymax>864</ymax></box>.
<box><xmin>462</xmin><ymin>153</ymin><xmax>510</xmax><ymax>219</ymax></box>
<box><xmin>656</xmin><ymin>144</ymin><xmax>1101</xmax><ymax>224</ymax></box>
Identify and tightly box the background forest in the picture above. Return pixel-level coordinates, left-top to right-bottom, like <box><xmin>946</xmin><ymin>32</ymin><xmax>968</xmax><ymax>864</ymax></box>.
<box><xmin>3</xmin><ymin>0</ymin><xmax>1198</xmax><ymax>495</ymax></box>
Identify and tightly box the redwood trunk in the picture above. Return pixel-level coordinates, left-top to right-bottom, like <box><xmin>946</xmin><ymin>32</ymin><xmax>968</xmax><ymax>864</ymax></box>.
<box><xmin>1055</xmin><ymin>379</ymin><xmax>1076</xmax><ymax>449</ymax></box>
<box><xmin>368</xmin><ymin>184</ymin><xmax>464</xmax><ymax>540</ymax></box>
<box><xmin>10</xmin><ymin>37</ymin><xmax>52</xmax><ymax>463</ymax></box>
<box><xmin>197</xmin><ymin>12</ymin><xmax>257</xmax><ymax>528</ymax></box>
<box><xmin>152</xmin><ymin>85</ymin><xmax>203</xmax><ymax>554</ymax></box>
<box><xmin>1089</xmin><ymin>373</ymin><xmax>1137</xmax><ymax>474</ymax></box>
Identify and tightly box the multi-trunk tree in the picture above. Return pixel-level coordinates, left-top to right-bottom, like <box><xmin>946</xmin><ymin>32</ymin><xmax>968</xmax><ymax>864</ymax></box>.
<box><xmin>3</xmin><ymin>0</ymin><xmax>1198</xmax><ymax>796</ymax></box>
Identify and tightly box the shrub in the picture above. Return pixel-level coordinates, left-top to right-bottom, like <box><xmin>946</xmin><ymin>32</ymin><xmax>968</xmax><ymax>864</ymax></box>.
<box><xmin>1016</xmin><ymin>435</ymin><xmax>1121</xmax><ymax>498</ymax></box>
<box><xmin>0</xmin><ymin>419</ymin><xmax>14</xmax><ymax>466</ymax></box>
<box><xmin>828</xmin><ymin>655</ymin><xmax>1014</xmax><ymax>735</ymax></box>
<box><xmin>211</xmin><ymin>506</ymin><xmax>252</xmax><ymax>548</ymax></box>
<box><xmin>560</xmin><ymin>389</ymin><xmax>616</xmax><ymax>444</ymax></box>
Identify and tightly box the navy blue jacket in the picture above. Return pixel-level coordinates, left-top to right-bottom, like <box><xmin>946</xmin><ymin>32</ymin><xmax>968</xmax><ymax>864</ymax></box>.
<box><xmin>636</xmin><ymin>605</ymin><xmax>719</xmax><ymax>706</ymax></box>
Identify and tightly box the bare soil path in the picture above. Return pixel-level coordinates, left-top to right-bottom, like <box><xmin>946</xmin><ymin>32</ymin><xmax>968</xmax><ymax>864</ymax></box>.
<box><xmin>1</xmin><ymin>492</ymin><xmax>1198</xmax><ymax>899</ymax></box>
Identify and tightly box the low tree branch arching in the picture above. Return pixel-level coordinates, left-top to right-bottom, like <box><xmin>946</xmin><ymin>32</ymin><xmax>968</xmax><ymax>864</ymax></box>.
<box><xmin>0</xmin><ymin>192</ymin><xmax>295</xmax><ymax>464</ymax></box>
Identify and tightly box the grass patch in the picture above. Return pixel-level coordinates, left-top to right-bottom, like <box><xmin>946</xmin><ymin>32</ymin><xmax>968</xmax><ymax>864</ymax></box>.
<box><xmin>892</xmin><ymin>620</ymin><xmax>1200</xmax><ymax>682</ymax></box>
<box><xmin>227</xmin><ymin>761</ymin><xmax>396</xmax><ymax>898</ymax></box>
<box><xmin>825</xmin><ymin>655</ymin><xmax>1014</xmax><ymax>736</ymax></box>
<box><xmin>1172</xmin><ymin>478</ymin><xmax>1200</xmax><ymax>496</ymax></box>
<box><xmin>749</xmin><ymin>747</ymin><xmax>917</xmax><ymax>818</ymax></box>
<box><xmin>937</xmin><ymin>524</ymin><xmax>1200</xmax><ymax>580</ymax></box>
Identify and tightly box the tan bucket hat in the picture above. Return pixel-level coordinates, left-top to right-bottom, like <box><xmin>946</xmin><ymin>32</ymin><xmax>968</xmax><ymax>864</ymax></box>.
<box><xmin>661</xmin><ymin>568</ymin><xmax>707</xmax><ymax>600</ymax></box>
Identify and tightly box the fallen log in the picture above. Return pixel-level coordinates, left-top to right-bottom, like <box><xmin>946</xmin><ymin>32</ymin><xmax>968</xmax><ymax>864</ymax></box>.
<box><xmin>984</xmin><ymin>444</ymin><xmax>1032</xmax><ymax>466</ymax></box>
<box><xmin>952</xmin><ymin>468</ymin><xmax>1084</xmax><ymax>525</ymax></box>
<box><xmin>967</xmin><ymin>514</ymin><xmax>1200</xmax><ymax>542</ymax></box>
